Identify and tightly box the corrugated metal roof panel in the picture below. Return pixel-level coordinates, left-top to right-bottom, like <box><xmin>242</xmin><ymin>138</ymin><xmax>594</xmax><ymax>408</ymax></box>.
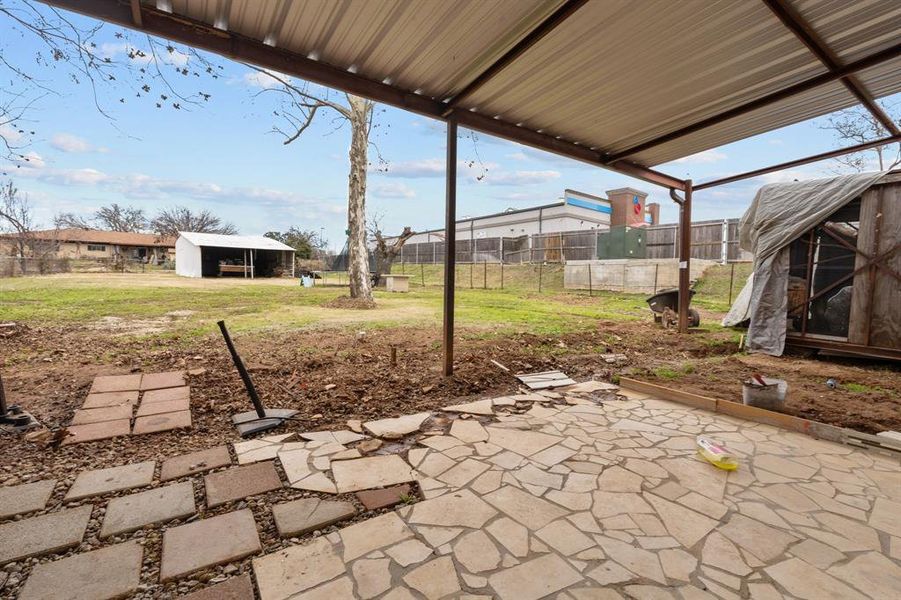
<box><xmin>148</xmin><ymin>0</ymin><xmax>901</xmax><ymax>171</ymax></box>
<box><xmin>178</xmin><ymin>232</ymin><xmax>295</xmax><ymax>251</ymax></box>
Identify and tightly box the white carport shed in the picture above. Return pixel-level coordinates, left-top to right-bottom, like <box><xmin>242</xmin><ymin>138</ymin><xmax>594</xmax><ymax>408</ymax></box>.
<box><xmin>175</xmin><ymin>232</ymin><xmax>295</xmax><ymax>279</ymax></box>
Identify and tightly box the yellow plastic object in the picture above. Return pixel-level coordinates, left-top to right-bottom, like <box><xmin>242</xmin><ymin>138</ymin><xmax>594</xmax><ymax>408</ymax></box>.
<box><xmin>696</xmin><ymin>436</ymin><xmax>739</xmax><ymax>471</ymax></box>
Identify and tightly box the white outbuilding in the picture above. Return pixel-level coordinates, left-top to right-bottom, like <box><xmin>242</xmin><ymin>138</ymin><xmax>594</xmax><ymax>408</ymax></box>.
<box><xmin>175</xmin><ymin>232</ymin><xmax>295</xmax><ymax>278</ymax></box>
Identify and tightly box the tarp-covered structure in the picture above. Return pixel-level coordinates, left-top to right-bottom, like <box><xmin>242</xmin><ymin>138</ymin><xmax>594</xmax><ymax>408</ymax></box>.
<box><xmin>728</xmin><ymin>171</ymin><xmax>900</xmax><ymax>360</ymax></box>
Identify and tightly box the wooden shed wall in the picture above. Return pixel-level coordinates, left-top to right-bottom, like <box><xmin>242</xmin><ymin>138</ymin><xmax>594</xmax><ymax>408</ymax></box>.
<box><xmin>849</xmin><ymin>177</ymin><xmax>901</xmax><ymax>349</ymax></box>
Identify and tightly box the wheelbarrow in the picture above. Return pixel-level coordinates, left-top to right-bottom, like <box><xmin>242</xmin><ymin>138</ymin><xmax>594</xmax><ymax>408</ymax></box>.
<box><xmin>646</xmin><ymin>287</ymin><xmax>700</xmax><ymax>328</ymax></box>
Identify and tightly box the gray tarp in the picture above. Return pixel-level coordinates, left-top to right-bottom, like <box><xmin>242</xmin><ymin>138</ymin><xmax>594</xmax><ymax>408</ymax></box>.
<box><xmin>738</xmin><ymin>171</ymin><xmax>888</xmax><ymax>355</ymax></box>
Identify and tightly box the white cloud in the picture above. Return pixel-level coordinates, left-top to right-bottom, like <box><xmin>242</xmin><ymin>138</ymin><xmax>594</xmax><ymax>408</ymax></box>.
<box><xmin>372</xmin><ymin>182</ymin><xmax>416</xmax><ymax>199</ymax></box>
<box><xmin>673</xmin><ymin>149</ymin><xmax>728</xmax><ymax>164</ymax></box>
<box><xmin>50</xmin><ymin>133</ymin><xmax>106</xmax><ymax>153</ymax></box>
<box><xmin>243</xmin><ymin>69</ymin><xmax>289</xmax><ymax>89</ymax></box>
<box><xmin>506</xmin><ymin>151</ymin><xmax>528</xmax><ymax>161</ymax></box>
<box><xmin>479</xmin><ymin>169</ymin><xmax>561</xmax><ymax>186</ymax></box>
<box><xmin>378</xmin><ymin>158</ymin><xmax>445</xmax><ymax>178</ymax></box>
<box><xmin>20</xmin><ymin>151</ymin><xmax>46</xmax><ymax>169</ymax></box>
<box><xmin>0</xmin><ymin>124</ymin><xmax>25</xmax><ymax>145</ymax></box>
<box><xmin>2</xmin><ymin>159</ymin><xmax>345</xmax><ymax>217</ymax></box>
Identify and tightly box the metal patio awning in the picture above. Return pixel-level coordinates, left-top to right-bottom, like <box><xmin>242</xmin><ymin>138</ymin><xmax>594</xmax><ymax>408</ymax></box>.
<box><xmin>46</xmin><ymin>0</ymin><xmax>901</xmax><ymax>191</ymax></box>
<box><xmin>44</xmin><ymin>0</ymin><xmax>901</xmax><ymax>373</ymax></box>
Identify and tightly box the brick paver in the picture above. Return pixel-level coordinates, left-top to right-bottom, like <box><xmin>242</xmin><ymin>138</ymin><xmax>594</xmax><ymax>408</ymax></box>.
<box><xmin>140</xmin><ymin>371</ymin><xmax>186</xmax><ymax>391</ymax></box>
<box><xmin>356</xmin><ymin>484</ymin><xmax>412</xmax><ymax>510</ymax></box>
<box><xmin>82</xmin><ymin>390</ymin><xmax>139</xmax><ymax>409</ymax></box>
<box><xmin>142</xmin><ymin>386</ymin><xmax>190</xmax><ymax>404</ymax></box>
<box><xmin>65</xmin><ymin>461</ymin><xmax>155</xmax><ymax>501</ymax></box>
<box><xmin>0</xmin><ymin>479</ymin><xmax>56</xmax><ymax>519</ymax></box>
<box><xmin>18</xmin><ymin>541</ymin><xmax>142</xmax><ymax>600</ymax></box>
<box><xmin>0</xmin><ymin>505</ymin><xmax>91</xmax><ymax>564</ymax></box>
<box><xmin>160</xmin><ymin>445</ymin><xmax>231</xmax><ymax>482</ymax></box>
<box><xmin>100</xmin><ymin>481</ymin><xmax>196</xmax><ymax>538</ymax></box>
<box><xmin>133</xmin><ymin>410</ymin><xmax>192</xmax><ymax>435</ymax></box>
<box><xmin>204</xmin><ymin>461</ymin><xmax>282</xmax><ymax>508</ymax></box>
<box><xmin>160</xmin><ymin>509</ymin><xmax>261</xmax><ymax>581</ymax></box>
<box><xmin>90</xmin><ymin>374</ymin><xmax>142</xmax><ymax>394</ymax></box>
<box><xmin>62</xmin><ymin>419</ymin><xmax>131</xmax><ymax>445</ymax></box>
<box><xmin>71</xmin><ymin>405</ymin><xmax>133</xmax><ymax>425</ymax></box>
<box><xmin>136</xmin><ymin>397</ymin><xmax>190</xmax><ymax>417</ymax></box>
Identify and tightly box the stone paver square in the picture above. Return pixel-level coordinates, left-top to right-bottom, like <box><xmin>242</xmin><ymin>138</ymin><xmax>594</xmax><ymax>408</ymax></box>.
<box><xmin>0</xmin><ymin>505</ymin><xmax>92</xmax><ymax>564</ymax></box>
<box><xmin>136</xmin><ymin>397</ymin><xmax>190</xmax><ymax>417</ymax></box>
<box><xmin>0</xmin><ymin>479</ymin><xmax>56</xmax><ymax>519</ymax></box>
<box><xmin>272</xmin><ymin>498</ymin><xmax>356</xmax><ymax>537</ymax></box>
<box><xmin>133</xmin><ymin>410</ymin><xmax>192</xmax><ymax>435</ymax></box>
<box><xmin>160</xmin><ymin>509</ymin><xmax>261</xmax><ymax>581</ymax></box>
<box><xmin>140</xmin><ymin>371</ymin><xmax>186</xmax><ymax>391</ymax></box>
<box><xmin>179</xmin><ymin>574</ymin><xmax>255</xmax><ymax>600</ymax></box>
<box><xmin>71</xmin><ymin>404</ymin><xmax>133</xmax><ymax>425</ymax></box>
<box><xmin>82</xmin><ymin>390</ymin><xmax>139</xmax><ymax>410</ymax></box>
<box><xmin>65</xmin><ymin>461</ymin><xmax>155</xmax><ymax>501</ymax></box>
<box><xmin>100</xmin><ymin>481</ymin><xmax>196</xmax><ymax>538</ymax></box>
<box><xmin>19</xmin><ymin>540</ymin><xmax>142</xmax><ymax>600</ymax></box>
<box><xmin>331</xmin><ymin>454</ymin><xmax>414</xmax><ymax>493</ymax></box>
<box><xmin>61</xmin><ymin>419</ymin><xmax>131</xmax><ymax>446</ymax></box>
<box><xmin>253</xmin><ymin>537</ymin><xmax>345</xmax><ymax>600</ymax></box>
<box><xmin>160</xmin><ymin>445</ymin><xmax>232</xmax><ymax>482</ymax></box>
<box><xmin>90</xmin><ymin>374</ymin><xmax>143</xmax><ymax>394</ymax></box>
<box><xmin>204</xmin><ymin>461</ymin><xmax>282</xmax><ymax>508</ymax></box>
<box><xmin>142</xmin><ymin>386</ymin><xmax>190</xmax><ymax>404</ymax></box>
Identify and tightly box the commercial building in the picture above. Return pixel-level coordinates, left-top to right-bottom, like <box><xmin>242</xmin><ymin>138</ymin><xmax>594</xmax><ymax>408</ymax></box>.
<box><xmin>404</xmin><ymin>188</ymin><xmax>658</xmax><ymax>245</ymax></box>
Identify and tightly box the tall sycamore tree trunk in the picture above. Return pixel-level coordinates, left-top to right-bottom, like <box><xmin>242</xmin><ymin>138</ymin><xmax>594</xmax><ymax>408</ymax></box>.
<box><xmin>346</xmin><ymin>95</ymin><xmax>373</xmax><ymax>301</ymax></box>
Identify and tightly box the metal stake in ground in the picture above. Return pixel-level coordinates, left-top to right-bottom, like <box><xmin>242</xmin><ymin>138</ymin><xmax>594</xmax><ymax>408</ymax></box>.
<box><xmin>217</xmin><ymin>320</ymin><xmax>298</xmax><ymax>437</ymax></box>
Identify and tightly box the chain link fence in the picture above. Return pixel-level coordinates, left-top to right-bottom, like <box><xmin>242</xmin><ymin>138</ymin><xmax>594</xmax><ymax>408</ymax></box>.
<box><xmin>0</xmin><ymin>256</ymin><xmax>174</xmax><ymax>277</ymax></box>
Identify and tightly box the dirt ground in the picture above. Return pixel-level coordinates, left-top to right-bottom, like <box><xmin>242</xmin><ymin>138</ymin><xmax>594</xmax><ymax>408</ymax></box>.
<box><xmin>1</xmin><ymin>315</ymin><xmax>898</xmax><ymax>485</ymax></box>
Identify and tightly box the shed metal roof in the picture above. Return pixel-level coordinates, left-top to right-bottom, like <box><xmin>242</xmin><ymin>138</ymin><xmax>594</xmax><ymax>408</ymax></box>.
<box><xmin>178</xmin><ymin>232</ymin><xmax>295</xmax><ymax>251</ymax></box>
<box><xmin>47</xmin><ymin>0</ymin><xmax>901</xmax><ymax>189</ymax></box>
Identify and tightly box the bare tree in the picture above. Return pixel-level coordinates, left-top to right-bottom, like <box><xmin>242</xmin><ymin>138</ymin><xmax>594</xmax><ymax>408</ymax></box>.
<box><xmin>94</xmin><ymin>203</ymin><xmax>147</xmax><ymax>232</ymax></box>
<box><xmin>369</xmin><ymin>215</ymin><xmax>415</xmax><ymax>284</ymax></box>
<box><xmin>250</xmin><ymin>67</ymin><xmax>375</xmax><ymax>302</ymax></box>
<box><xmin>0</xmin><ymin>1</ymin><xmax>219</xmax><ymax>160</ymax></box>
<box><xmin>820</xmin><ymin>102</ymin><xmax>901</xmax><ymax>172</ymax></box>
<box><xmin>0</xmin><ymin>179</ymin><xmax>58</xmax><ymax>273</ymax></box>
<box><xmin>53</xmin><ymin>211</ymin><xmax>93</xmax><ymax>229</ymax></box>
<box><xmin>150</xmin><ymin>206</ymin><xmax>237</xmax><ymax>237</ymax></box>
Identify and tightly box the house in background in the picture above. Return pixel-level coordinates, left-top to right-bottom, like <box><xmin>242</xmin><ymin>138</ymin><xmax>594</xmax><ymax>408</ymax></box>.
<box><xmin>0</xmin><ymin>228</ymin><xmax>175</xmax><ymax>264</ymax></box>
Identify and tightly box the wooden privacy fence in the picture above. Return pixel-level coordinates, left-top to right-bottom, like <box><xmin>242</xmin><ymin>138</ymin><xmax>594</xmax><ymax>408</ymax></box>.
<box><xmin>398</xmin><ymin>219</ymin><xmax>749</xmax><ymax>265</ymax></box>
<box><xmin>645</xmin><ymin>219</ymin><xmax>750</xmax><ymax>262</ymax></box>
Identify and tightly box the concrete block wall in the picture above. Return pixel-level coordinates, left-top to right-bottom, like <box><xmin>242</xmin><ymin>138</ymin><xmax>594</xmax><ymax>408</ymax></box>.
<box><xmin>564</xmin><ymin>258</ymin><xmax>717</xmax><ymax>294</ymax></box>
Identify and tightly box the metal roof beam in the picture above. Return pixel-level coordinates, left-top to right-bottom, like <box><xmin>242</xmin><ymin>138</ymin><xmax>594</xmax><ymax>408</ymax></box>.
<box><xmin>762</xmin><ymin>0</ymin><xmax>900</xmax><ymax>137</ymax></box>
<box><xmin>693</xmin><ymin>134</ymin><xmax>901</xmax><ymax>191</ymax></box>
<box><xmin>605</xmin><ymin>42</ymin><xmax>901</xmax><ymax>165</ymax></box>
<box><xmin>40</xmin><ymin>0</ymin><xmax>686</xmax><ymax>190</ymax></box>
<box><xmin>441</xmin><ymin>0</ymin><xmax>589</xmax><ymax>116</ymax></box>
<box><xmin>129</xmin><ymin>0</ymin><xmax>142</xmax><ymax>28</ymax></box>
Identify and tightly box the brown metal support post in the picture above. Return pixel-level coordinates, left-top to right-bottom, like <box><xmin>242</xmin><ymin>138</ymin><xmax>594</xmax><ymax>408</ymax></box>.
<box><xmin>442</xmin><ymin>118</ymin><xmax>458</xmax><ymax>376</ymax></box>
<box><xmin>678</xmin><ymin>180</ymin><xmax>693</xmax><ymax>333</ymax></box>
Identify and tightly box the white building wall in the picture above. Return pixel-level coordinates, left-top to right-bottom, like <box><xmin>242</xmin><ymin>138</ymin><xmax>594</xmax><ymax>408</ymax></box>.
<box><xmin>175</xmin><ymin>237</ymin><xmax>203</xmax><ymax>278</ymax></box>
<box><xmin>406</xmin><ymin>203</ymin><xmax>611</xmax><ymax>244</ymax></box>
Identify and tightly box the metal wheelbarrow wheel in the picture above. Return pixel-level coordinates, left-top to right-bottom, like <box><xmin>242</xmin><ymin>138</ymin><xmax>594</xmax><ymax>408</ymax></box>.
<box><xmin>647</xmin><ymin>288</ymin><xmax>700</xmax><ymax>328</ymax></box>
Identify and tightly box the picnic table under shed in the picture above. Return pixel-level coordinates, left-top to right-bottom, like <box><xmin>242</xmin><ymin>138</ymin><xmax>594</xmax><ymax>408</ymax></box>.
<box><xmin>175</xmin><ymin>232</ymin><xmax>296</xmax><ymax>279</ymax></box>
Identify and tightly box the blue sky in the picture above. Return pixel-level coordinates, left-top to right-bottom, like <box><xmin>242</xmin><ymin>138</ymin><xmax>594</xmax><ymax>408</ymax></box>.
<box><xmin>0</xmin><ymin>5</ymin><xmax>895</xmax><ymax>250</ymax></box>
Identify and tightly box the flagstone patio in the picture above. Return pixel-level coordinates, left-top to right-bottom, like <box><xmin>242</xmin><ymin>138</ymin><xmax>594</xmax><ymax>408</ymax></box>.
<box><xmin>1</xmin><ymin>384</ymin><xmax>899</xmax><ymax>599</ymax></box>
